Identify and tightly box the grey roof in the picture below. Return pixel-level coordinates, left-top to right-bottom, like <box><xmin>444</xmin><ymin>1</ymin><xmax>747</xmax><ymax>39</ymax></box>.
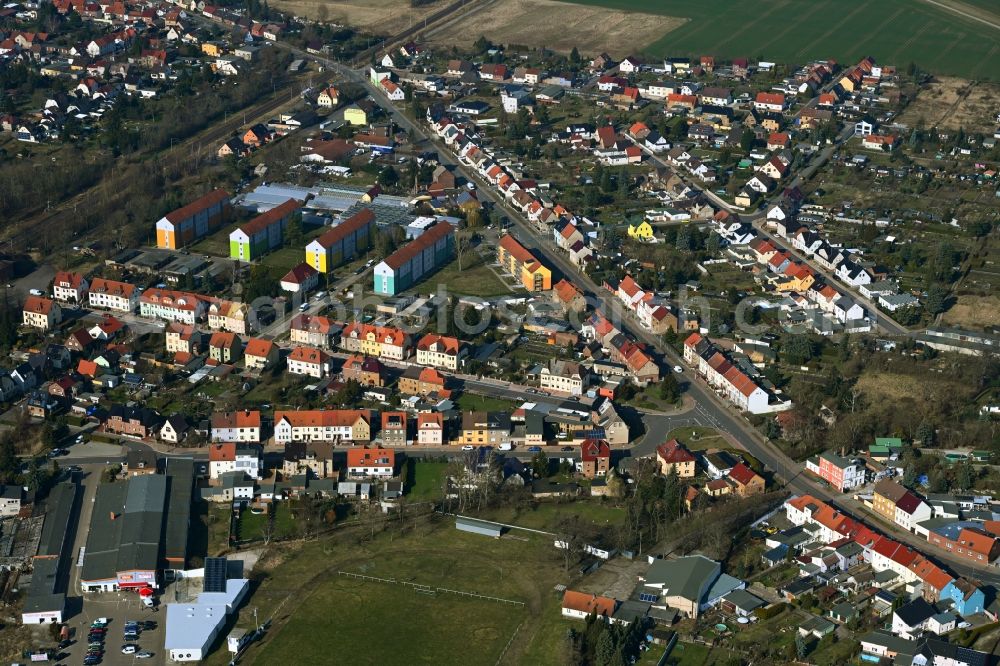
<box><xmin>164</xmin><ymin>459</ymin><xmax>195</xmax><ymax>564</ymax></box>
<box><xmin>23</xmin><ymin>556</ymin><xmax>64</xmax><ymax>614</ymax></box>
<box><xmin>37</xmin><ymin>482</ymin><xmax>77</xmax><ymax>557</ymax></box>
<box><xmin>82</xmin><ymin>475</ymin><xmax>166</xmax><ymax>583</ymax></box>
<box><xmin>860</xmin><ymin>630</ymin><xmax>915</xmax><ymax>653</ymax></box>
<box><xmin>644</xmin><ymin>555</ymin><xmax>720</xmax><ymax>602</ymax></box>
<box><xmin>722</xmin><ymin>588</ymin><xmax>765</xmax><ymax>612</ymax></box>
<box><xmin>894</xmin><ymin>597</ymin><xmax>936</xmax><ymax>627</ymax></box>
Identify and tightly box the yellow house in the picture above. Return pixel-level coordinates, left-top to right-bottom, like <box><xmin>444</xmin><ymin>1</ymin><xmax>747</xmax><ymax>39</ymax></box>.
<box><xmin>839</xmin><ymin>75</ymin><xmax>856</xmax><ymax>92</ymax></box>
<box><xmin>497</xmin><ymin>234</ymin><xmax>551</xmax><ymax>292</ymax></box>
<box><xmin>201</xmin><ymin>42</ymin><xmax>223</xmax><ymax>57</ymax></box>
<box><xmin>343</xmin><ymin>106</ymin><xmax>367</xmax><ymax>126</ymax></box>
<box><xmin>776</xmin><ymin>273</ymin><xmax>815</xmax><ymax>292</ymax></box>
<box><xmin>360</xmin><ymin>331</ymin><xmax>382</xmax><ymax>357</ymax></box>
<box><xmin>627</xmin><ymin>221</ymin><xmax>655</xmax><ymax>241</ymax></box>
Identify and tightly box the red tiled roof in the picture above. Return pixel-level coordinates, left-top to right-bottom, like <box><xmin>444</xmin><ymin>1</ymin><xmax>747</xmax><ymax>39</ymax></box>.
<box><xmin>657</xmin><ymin>438</ymin><xmax>695</xmax><ymax>464</ymax></box>
<box><xmin>288</xmin><ymin>346</ymin><xmax>329</xmax><ymax>364</ymax></box>
<box><xmin>237</xmin><ymin>198</ymin><xmax>301</xmax><ymax>237</ymax></box>
<box><xmin>381</xmin><ymin>221</ymin><xmax>453</xmax><ymax>270</ymax></box>
<box><xmin>163</xmin><ymin>189</ymin><xmax>229</xmax><ymax>224</ymax></box>
<box><xmin>562</xmin><ymin>590</ymin><xmax>616</xmax><ymax>617</ymax></box>
<box><xmin>580</xmin><ymin>438</ymin><xmax>610</xmax><ymax>461</ymax></box>
<box><xmin>728</xmin><ymin>462</ymin><xmax>760</xmax><ymax>486</ymax></box>
<box><xmin>346</xmin><ymin>447</ymin><xmax>395</xmax><ymax>467</ymax></box>
<box><xmin>313</xmin><ymin>208</ymin><xmax>375</xmax><ymax>249</ymax></box>
<box><xmin>276</xmin><ymin>409</ymin><xmax>370</xmax><ymax>428</ymax></box>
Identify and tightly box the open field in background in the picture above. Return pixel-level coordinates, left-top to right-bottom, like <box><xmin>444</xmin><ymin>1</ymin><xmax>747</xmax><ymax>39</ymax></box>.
<box><xmin>424</xmin><ymin>0</ymin><xmax>687</xmax><ymax>54</ymax></box>
<box><xmin>897</xmin><ymin>77</ymin><xmax>1000</xmax><ymax>132</ymax></box>
<box><xmin>268</xmin><ymin>0</ymin><xmax>448</xmax><ymax>33</ymax></box>
<box><xmin>561</xmin><ymin>0</ymin><xmax>1000</xmax><ymax>79</ymax></box>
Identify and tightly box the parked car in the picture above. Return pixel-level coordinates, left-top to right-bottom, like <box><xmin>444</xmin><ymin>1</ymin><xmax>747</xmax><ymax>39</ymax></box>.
<box><xmin>121</xmin><ymin>644</ymin><xmax>138</xmax><ymax>654</ymax></box>
<box><xmin>460</xmin><ymin>445</ymin><xmax>474</xmax><ymax>451</ymax></box>
<box><xmin>673</xmin><ymin>365</ymin><xmax>683</xmax><ymax>373</ymax></box>
<box><xmin>527</xmin><ymin>446</ymin><xmax>542</xmax><ymax>452</ymax></box>
<box><xmin>136</xmin><ymin>653</ymin><xmax>154</xmax><ymax>660</ymax></box>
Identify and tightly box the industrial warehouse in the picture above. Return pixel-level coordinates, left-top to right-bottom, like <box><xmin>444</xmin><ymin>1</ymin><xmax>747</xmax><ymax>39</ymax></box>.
<box><xmin>80</xmin><ymin>459</ymin><xmax>194</xmax><ymax>593</ymax></box>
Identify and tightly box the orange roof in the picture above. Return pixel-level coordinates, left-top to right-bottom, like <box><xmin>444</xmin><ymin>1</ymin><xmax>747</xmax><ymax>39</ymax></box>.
<box><xmin>53</xmin><ymin>271</ymin><xmax>85</xmax><ymax>289</ymax></box>
<box><xmin>346</xmin><ymin>447</ymin><xmax>395</xmax><ymax>467</ymax></box>
<box><xmin>667</xmin><ymin>93</ymin><xmax>697</xmax><ymax>105</ymax></box>
<box><xmin>342</xmin><ymin>322</ymin><xmax>407</xmax><ymax>348</ymax></box>
<box><xmin>417</xmin><ymin>333</ymin><xmax>460</xmax><ymax>355</ymax></box>
<box><xmin>139</xmin><ymin>288</ymin><xmax>204</xmax><ymax>311</ymax></box>
<box><xmin>237</xmin><ymin>198</ymin><xmax>301</xmax><ymax>237</ymax></box>
<box><xmin>381</xmin><ymin>411</ymin><xmax>407</xmax><ymax>429</ymax></box>
<box><xmin>90</xmin><ymin>277</ymin><xmax>136</xmax><ymax>298</ymax></box>
<box><xmin>562</xmin><ymin>590</ymin><xmax>616</xmax><ymax>617</ymax></box>
<box><xmin>755</xmin><ymin>92</ymin><xmax>785</xmax><ymax>106</ymax></box>
<box><xmin>163</xmin><ymin>189</ymin><xmax>229</xmax><ymax>224</ymax></box>
<box><xmin>209</xmin><ymin>442</ymin><xmax>236</xmax><ymax>461</ymax></box>
<box><xmin>553</xmin><ymin>279</ymin><xmax>583</xmax><ymax>304</ymax></box>
<box><xmin>288</xmin><ymin>346</ymin><xmax>330</xmax><ymax>364</ymax></box>
<box><xmin>211</xmin><ymin>410</ymin><xmax>261</xmax><ymax>429</ymax></box>
<box><xmin>958</xmin><ymin>528</ymin><xmax>997</xmax><ymax>556</ymax></box>
<box><xmin>209</xmin><ymin>331</ymin><xmax>238</xmax><ymax>349</ymax></box>
<box><xmin>23</xmin><ymin>295</ymin><xmax>55</xmax><ymax>315</ymax></box>
<box><xmin>418</xmin><ymin>412</ymin><xmax>443</xmax><ymax>428</ymax></box>
<box><xmin>276</xmin><ymin>409</ymin><xmax>370</xmax><ymax>428</ymax></box>
<box><xmin>77</xmin><ymin>359</ymin><xmax>98</xmax><ymax>377</ymax></box>
<box><xmin>417</xmin><ymin>367</ymin><xmax>446</xmax><ymax>385</ymax></box>
<box><xmin>244</xmin><ymin>338</ymin><xmax>275</xmax><ymax>358</ymax></box>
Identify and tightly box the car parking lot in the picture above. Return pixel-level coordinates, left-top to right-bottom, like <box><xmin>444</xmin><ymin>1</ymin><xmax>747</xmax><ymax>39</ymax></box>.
<box><xmin>59</xmin><ymin>593</ymin><xmax>165</xmax><ymax>666</ymax></box>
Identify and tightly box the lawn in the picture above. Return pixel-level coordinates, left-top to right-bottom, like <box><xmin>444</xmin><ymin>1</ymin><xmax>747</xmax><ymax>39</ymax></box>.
<box><xmin>481</xmin><ymin>501</ymin><xmax>626</xmax><ymax>532</ymax></box>
<box><xmin>667</xmin><ymin>426</ymin><xmax>728</xmax><ymax>452</ymax></box>
<box><xmin>260</xmin><ymin>247</ymin><xmax>306</xmax><ymax>275</ymax></box>
<box><xmin>665</xmin><ymin>641</ymin><xmax>740</xmax><ymax>666</ymax></box>
<box><xmin>564</xmin><ymin>0</ymin><xmax>1000</xmax><ymax>80</ymax></box>
<box><xmin>405</xmin><ymin>460</ymin><xmax>449</xmax><ymax>500</ymax></box>
<box><xmin>236</xmin><ymin>507</ymin><xmax>271</xmax><ymax>542</ymax></box>
<box><xmin>422</xmin><ymin>252</ymin><xmax>514</xmax><ymax>298</ymax></box>
<box><xmin>213</xmin><ymin>519</ymin><xmax>573</xmax><ymax>666</ymax></box>
<box><xmin>251</xmin><ymin>578</ymin><xmax>522</xmax><ymax>666</ymax></box>
<box><xmin>455</xmin><ymin>392</ymin><xmax>519</xmax><ymax>413</ymax></box>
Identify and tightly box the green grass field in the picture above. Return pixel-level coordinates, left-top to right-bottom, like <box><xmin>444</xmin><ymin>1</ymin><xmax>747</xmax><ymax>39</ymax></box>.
<box><xmin>216</xmin><ymin>519</ymin><xmax>577</xmax><ymax>666</ymax></box>
<box><xmin>405</xmin><ymin>460</ymin><xmax>450</xmax><ymax>500</ymax></box>
<box><xmin>252</xmin><ymin>579</ymin><xmax>522</xmax><ymax>666</ymax></box>
<box><xmin>567</xmin><ymin>0</ymin><xmax>1000</xmax><ymax>79</ymax></box>
<box><xmin>423</xmin><ymin>252</ymin><xmax>514</xmax><ymax>298</ymax></box>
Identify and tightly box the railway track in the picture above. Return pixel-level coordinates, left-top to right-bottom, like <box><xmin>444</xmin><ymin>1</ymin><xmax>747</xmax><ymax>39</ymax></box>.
<box><xmin>2</xmin><ymin>75</ymin><xmax>307</xmax><ymax>252</ymax></box>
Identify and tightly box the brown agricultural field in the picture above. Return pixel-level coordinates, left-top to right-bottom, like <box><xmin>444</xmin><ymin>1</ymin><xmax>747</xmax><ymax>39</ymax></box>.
<box><xmin>898</xmin><ymin>76</ymin><xmax>1000</xmax><ymax>133</ymax></box>
<box><xmin>424</xmin><ymin>0</ymin><xmax>687</xmax><ymax>55</ymax></box>
<box><xmin>268</xmin><ymin>0</ymin><xmax>447</xmax><ymax>34</ymax></box>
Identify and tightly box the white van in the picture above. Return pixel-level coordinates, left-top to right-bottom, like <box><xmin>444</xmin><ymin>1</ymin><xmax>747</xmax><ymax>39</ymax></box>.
<box><xmin>499</xmin><ymin>442</ymin><xmax>513</xmax><ymax>451</ymax></box>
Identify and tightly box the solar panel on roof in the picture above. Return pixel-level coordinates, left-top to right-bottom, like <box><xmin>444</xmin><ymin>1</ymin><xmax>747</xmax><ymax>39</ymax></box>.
<box><xmin>203</xmin><ymin>557</ymin><xmax>228</xmax><ymax>593</ymax></box>
<box><xmin>639</xmin><ymin>593</ymin><xmax>658</xmax><ymax>603</ymax></box>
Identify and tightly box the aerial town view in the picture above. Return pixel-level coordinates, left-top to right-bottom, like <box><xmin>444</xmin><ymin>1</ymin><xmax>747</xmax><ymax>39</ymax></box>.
<box><xmin>0</xmin><ymin>0</ymin><xmax>998</xmax><ymax>663</ymax></box>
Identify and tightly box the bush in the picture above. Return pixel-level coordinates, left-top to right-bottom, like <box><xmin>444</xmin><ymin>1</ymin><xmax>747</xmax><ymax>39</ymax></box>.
<box><xmin>754</xmin><ymin>603</ymin><xmax>788</xmax><ymax>620</ymax></box>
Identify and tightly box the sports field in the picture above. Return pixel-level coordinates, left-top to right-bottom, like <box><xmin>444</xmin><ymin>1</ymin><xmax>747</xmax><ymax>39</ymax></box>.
<box><xmin>563</xmin><ymin>0</ymin><xmax>1000</xmax><ymax>79</ymax></box>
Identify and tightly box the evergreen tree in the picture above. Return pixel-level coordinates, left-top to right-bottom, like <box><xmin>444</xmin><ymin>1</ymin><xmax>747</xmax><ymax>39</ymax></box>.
<box><xmin>594</xmin><ymin>628</ymin><xmax>617</xmax><ymax>666</ymax></box>
<box><xmin>916</xmin><ymin>421</ymin><xmax>935</xmax><ymax>447</ymax></box>
<box><xmin>570</xmin><ymin>46</ymin><xmax>580</xmax><ymax>64</ymax></box>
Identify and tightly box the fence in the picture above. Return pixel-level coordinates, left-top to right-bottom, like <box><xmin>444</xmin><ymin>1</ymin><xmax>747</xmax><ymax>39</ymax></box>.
<box><xmin>495</xmin><ymin>622</ymin><xmax>522</xmax><ymax>666</ymax></box>
<box><xmin>338</xmin><ymin>571</ymin><xmax>524</xmax><ymax>607</ymax></box>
